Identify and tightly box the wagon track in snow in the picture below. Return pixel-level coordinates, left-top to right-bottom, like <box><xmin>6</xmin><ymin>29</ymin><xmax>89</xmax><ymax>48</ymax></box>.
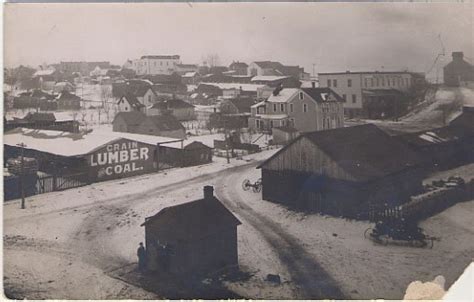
<box><xmin>215</xmin><ymin>171</ymin><xmax>345</xmax><ymax>299</ymax></box>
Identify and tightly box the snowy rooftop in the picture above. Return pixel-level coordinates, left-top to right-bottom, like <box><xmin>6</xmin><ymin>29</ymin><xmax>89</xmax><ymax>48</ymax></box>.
<box><xmin>4</xmin><ymin>128</ymin><xmax>180</xmax><ymax>157</ymax></box>
<box><xmin>251</xmin><ymin>75</ymin><xmax>291</xmax><ymax>82</ymax></box>
<box><xmin>266</xmin><ymin>88</ymin><xmax>299</xmax><ymax>103</ymax></box>
<box><xmin>33</xmin><ymin>69</ymin><xmax>56</xmax><ymax>77</ymax></box>
<box><xmin>254</xmin><ymin>114</ymin><xmax>288</xmax><ymax>120</ymax></box>
<box><xmin>200</xmin><ymin>82</ymin><xmax>265</xmax><ymax>92</ymax></box>
<box><xmin>183</xmin><ymin>72</ymin><xmax>198</xmax><ymax>77</ymax></box>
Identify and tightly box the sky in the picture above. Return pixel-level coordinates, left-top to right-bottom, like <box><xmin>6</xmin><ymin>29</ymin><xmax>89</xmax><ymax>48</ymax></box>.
<box><xmin>4</xmin><ymin>2</ymin><xmax>473</xmax><ymax>80</ymax></box>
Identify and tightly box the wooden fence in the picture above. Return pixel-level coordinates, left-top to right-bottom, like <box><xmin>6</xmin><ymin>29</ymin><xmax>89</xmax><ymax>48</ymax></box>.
<box><xmin>36</xmin><ymin>172</ymin><xmax>90</xmax><ymax>194</ymax></box>
<box><xmin>369</xmin><ymin>180</ymin><xmax>474</xmax><ymax>222</ymax></box>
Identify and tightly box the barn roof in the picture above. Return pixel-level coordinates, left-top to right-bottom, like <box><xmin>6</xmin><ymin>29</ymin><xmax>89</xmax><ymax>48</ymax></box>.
<box><xmin>144</xmin><ymin>114</ymin><xmax>185</xmax><ymax>131</ymax></box>
<box><xmin>4</xmin><ymin>128</ymin><xmax>179</xmax><ymax>157</ymax></box>
<box><xmin>113</xmin><ymin>111</ymin><xmax>146</xmax><ymax>126</ymax></box>
<box><xmin>141</xmin><ymin>195</ymin><xmax>241</xmax><ymax>241</ymax></box>
<box><xmin>258</xmin><ymin>124</ymin><xmax>422</xmax><ymax>182</ymax></box>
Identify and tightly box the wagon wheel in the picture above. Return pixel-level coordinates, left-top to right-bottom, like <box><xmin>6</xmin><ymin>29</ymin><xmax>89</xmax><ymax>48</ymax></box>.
<box><xmin>253</xmin><ymin>183</ymin><xmax>262</xmax><ymax>193</ymax></box>
<box><xmin>242</xmin><ymin>179</ymin><xmax>251</xmax><ymax>191</ymax></box>
<box><xmin>364</xmin><ymin>227</ymin><xmax>373</xmax><ymax>239</ymax></box>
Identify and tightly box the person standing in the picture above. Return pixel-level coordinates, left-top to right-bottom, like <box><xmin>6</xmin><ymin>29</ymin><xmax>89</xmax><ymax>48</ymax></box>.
<box><xmin>137</xmin><ymin>242</ymin><xmax>146</xmax><ymax>272</ymax></box>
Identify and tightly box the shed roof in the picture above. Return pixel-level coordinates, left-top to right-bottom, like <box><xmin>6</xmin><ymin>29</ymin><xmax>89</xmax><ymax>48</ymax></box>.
<box><xmin>396</xmin><ymin>124</ymin><xmax>474</xmax><ymax>147</ymax></box>
<box><xmin>141</xmin><ymin>196</ymin><xmax>241</xmax><ymax>241</ymax></box>
<box><xmin>258</xmin><ymin>124</ymin><xmax>422</xmax><ymax>182</ymax></box>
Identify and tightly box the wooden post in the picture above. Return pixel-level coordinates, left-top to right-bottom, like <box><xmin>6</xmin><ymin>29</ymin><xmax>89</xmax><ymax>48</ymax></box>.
<box><xmin>17</xmin><ymin>143</ymin><xmax>26</xmax><ymax>209</ymax></box>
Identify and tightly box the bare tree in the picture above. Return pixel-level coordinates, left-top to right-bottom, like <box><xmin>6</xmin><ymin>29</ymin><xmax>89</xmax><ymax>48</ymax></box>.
<box><xmin>202</xmin><ymin>53</ymin><xmax>221</xmax><ymax>67</ymax></box>
<box><xmin>100</xmin><ymin>85</ymin><xmax>112</xmax><ymax>109</ymax></box>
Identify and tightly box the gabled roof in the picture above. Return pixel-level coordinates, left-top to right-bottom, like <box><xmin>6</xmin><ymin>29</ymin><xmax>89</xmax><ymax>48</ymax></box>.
<box><xmin>118</xmin><ymin>93</ymin><xmax>145</xmax><ymax>110</ymax></box>
<box><xmin>258</xmin><ymin>124</ymin><xmax>422</xmax><ymax>182</ymax></box>
<box><xmin>225</xmin><ymin>98</ymin><xmax>256</xmax><ymax>113</ymax></box>
<box><xmin>151</xmin><ymin>99</ymin><xmax>194</xmax><ymax>110</ymax></box>
<box><xmin>266</xmin><ymin>88</ymin><xmax>299</xmax><ymax>103</ymax></box>
<box><xmin>144</xmin><ymin>114</ymin><xmax>185</xmax><ymax>131</ymax></box>
<box><xmin>140</xmin><ymin>196</ymin><xmax>241</xmax><ymax>241</ymax></box>
<box><xmin>129</xmin><ymin>85</ymin><xmax>153</xmax><ymax>97</ymax></box>
<box><xmin>113</xmin><ymin>111</ymin><xmax>146</xmax><ymax>126</ymax></box>
<box><xmin>56</xmin><ymin>91</ymin><xmax>81</xmax><ymax>101</ymax></box>
<box><xmin>301</xmin><ymin>87</ymin><xmax>345</xmax><ymax>103</ymax></box>
<box><xmin>253</xmin><ymin>61</ymin><xmax>284</xmax><ymax>69</ymax></box>
<box><xmin>31</xmin><ymin>89</ymin><xmax>55</xmax><ymax>100</ymax></box>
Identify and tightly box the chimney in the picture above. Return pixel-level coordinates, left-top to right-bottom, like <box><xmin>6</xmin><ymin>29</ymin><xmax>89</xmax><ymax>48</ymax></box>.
<box><xmin>452</xmin><ymin>52</ymin><xmax>464</xmax><ymax>61</ymax></box>
<box><xmin>204</xmin><ymin>185</ymin><xmax>214</xmax><ymax>200</ymax></box>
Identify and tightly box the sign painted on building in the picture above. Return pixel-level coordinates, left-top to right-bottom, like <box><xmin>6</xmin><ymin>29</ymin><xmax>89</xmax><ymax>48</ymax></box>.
<box><xmin>87</xmin><ymin>139</ymin><xmax>156</xmax><ymax>181</ymax></box>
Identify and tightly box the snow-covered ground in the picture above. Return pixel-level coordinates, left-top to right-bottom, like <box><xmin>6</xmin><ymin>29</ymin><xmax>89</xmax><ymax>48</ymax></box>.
<box><xmin>3</xmin><ymin>152</ymin><xmax>473</xmax><ymax>299</ymax></box>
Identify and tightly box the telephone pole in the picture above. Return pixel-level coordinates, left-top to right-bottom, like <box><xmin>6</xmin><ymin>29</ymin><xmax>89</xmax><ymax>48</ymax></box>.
<box><xmin>17</xmin><ymin>143</ymin><xmax>27</xmax><ymax>209</ymax></box>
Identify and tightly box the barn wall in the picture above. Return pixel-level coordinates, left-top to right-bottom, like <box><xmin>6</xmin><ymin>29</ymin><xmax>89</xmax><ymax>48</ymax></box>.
<box><xmin>262</xmin><ymin>137</ymin><xmax>356</xmax><ymax>181</ymax></box>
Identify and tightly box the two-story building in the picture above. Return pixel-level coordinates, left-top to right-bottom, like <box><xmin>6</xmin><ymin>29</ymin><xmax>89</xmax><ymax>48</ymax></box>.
<box><xmin>131</xmin><ymin>55</ymin><xmax>181</xmax><ymax>75</ymax></box>
<box><xmin>248</xmin><ymin>87</ymin><xmax>344</xmax><ymax>133</ymax></box>
<box><xmin>318</xmin><ymin>71</ymin><xmax>425</xmax><ymax>118</ymax></box>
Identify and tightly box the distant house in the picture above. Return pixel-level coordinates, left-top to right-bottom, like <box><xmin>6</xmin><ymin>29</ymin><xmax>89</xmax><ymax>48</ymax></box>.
<box><xmin>56</xmin><ymin>91</ymin><xmax>81</xmax><ymax>110</ymax></box>
<box><xmin>112</xmin><ymin>81</ymin><xmax>157</xmax><ymax>107</ymax></box>
<box><xmin>175</xmin><ymin>64</ymin><xmax>199</xmax><ymax>75</ymax></box>
<box><xmin>54</xmin><ymin>81</ymin><xmax>75</xmax><ymax>94</ymax></box>
<box><xmin>248</xmin><ymin>61</ymin><xmax>307</xmax><ymax>80</ymax></box>
<box><xmin>444</xmin><ymin>52</ymin><xmax>474</xmax><ymax>87</ymax></box>
<box><xmin>141</xmin><ymin>186</ymin><xmax>241</xmax><ymax>275</ymax></box>
<box><xmin>117</xmin><ymin>93</ymin><xmax>145</xmax><ymax>112</ymax></box>
<box><xmin>257</xmin><ymin>124</ymin><xmax>424</xmax><ymax>217</ymax></box>
<box><xmin>6</xmin><ymin>112</ymin><xmax>79</xmax><ymax>132</ymax></box>
<box><xmin>112</xmin><ymin>111</ymin><xmax>146</xmax><ymax>133</ymax></box>
<box><xmin>181</xmin><ymin>71</ymin><xmax>201</xmax><ymax>85</ymax></box>
<box><xmin>249</xmin><ymin>87</ymin><xmax>345</xmax><ymax>133</ymax></box>
<box><xmin>216</xmin><ymin>98</ymin><xmax>256</xmax><ymax>128</ymax></box>
<box><xmin>136</xmin><ymin>114</ymin><xmax>186</xmax><ymax>139</ymax></box>
<box><xmin>147</xmin><ymin>99</ymin><xmax>195</xmax><ymax>121</ymax></box>
<box><xmin>229</xmin><ymin>61</ymin><xmax>248</xmax><ymax>75</ymax></box>
<box><xmin>33</xmin><ymin>69</ymin><xmax>62</xmax><ymax>91</ymax></box>
<box><xmin>251</xmin><ymin>75</ymin><xmax>301</xmax><ymax>88</ymax></box>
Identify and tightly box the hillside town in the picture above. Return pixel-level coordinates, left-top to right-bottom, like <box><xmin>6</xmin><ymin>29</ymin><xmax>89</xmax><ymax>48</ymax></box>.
<box><xmin>3</xmin><ymin>3</ymin><xmax>474</xmax><ymax>300</ymax></box>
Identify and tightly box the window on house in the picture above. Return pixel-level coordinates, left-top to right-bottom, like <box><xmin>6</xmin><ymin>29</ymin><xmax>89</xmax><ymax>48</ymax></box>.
<box><xmin>365</xmin><ymin>78</ymin><xmax>368</xmax><ymax>87</ymax></box>
<box><xmin>352</xmin><ymin>94</ymin><xmax>357</xmax><ymax>103</ymax></box>
<box><xmin>370</xmin><ymin>78</ymin><xmax>374</xmax><ymax>87</ymax></box>
<box><xmin>290</xmin><ymin>103</ymin><xmax>294</xmax><ymax>112</ymax></box>
<box><xmin>299</xmin><ymin>92</ymin><xmax>304</xmax><ymax>100</ymax></box>
<box><xmin>148</xmin><ymin>95</ymin><xmax>152</xmax><ymax>103</ymax></box>
<box><xmin>376</xmin><ymin>78</ymin><xmax>379</xmax><ymax>86</ymax></box>
<box><xmin>381</xmin><ymin>77</ymin><xmax>385</xmax><ymax>86</ymax></box>
<box><xmin>273</xmin><ymin>104</ymin><xmax>277</xmax><ymax>112</ymax></box>
<box><xmin>406</xmin><ymin>78</ymin><xmax>409</xmax><ymax>86</ymax></box>
<box><xmin>342</xmin><ymin>94</ymin><xmax>347</xmax><ymax>102</ymax></box>
<box><xmin>333</xmin><ymin>79</ymin><xmax>337</xmax><ymax>87</ymax></box>
<box><xmin>327</xmin><ymin>79</ymin><xmax>331</xmax><ymax>87</ymax></box>
<box><xmin>303</xmin><ymin>103</ymin><xmax>308</xmax><ymax>113</ymax></box>
<box><xmin>280</xmin><ymin>104</ymin><xmax>284</xmax><ymax>112</ymax></box>
<box><xmin>270</xmin><ymin>121</ymin><xmax>273</xmax><ymax>128</ymax></box>
<box><xmin>347</xmin><ymin>79</ymin><xmax>352</xmax><ymax>87</ymax></box>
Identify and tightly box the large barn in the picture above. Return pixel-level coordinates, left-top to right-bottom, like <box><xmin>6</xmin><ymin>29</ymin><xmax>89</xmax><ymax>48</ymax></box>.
<box><xmin>257</xmin><ymin>124</ymin><xmax>425</xmax><ymax>218</ymax></box>
<box><xmin>141</xmin><ymin>186</ymin><xmax>241</xmax><ymax>276</ymax></box>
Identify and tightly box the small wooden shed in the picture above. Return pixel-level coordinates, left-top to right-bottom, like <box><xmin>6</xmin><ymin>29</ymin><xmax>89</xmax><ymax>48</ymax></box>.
<box><xmin>141</xmin><ymin>186</ymin><xmax>241</xmax><ymax>276</ymax></box>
